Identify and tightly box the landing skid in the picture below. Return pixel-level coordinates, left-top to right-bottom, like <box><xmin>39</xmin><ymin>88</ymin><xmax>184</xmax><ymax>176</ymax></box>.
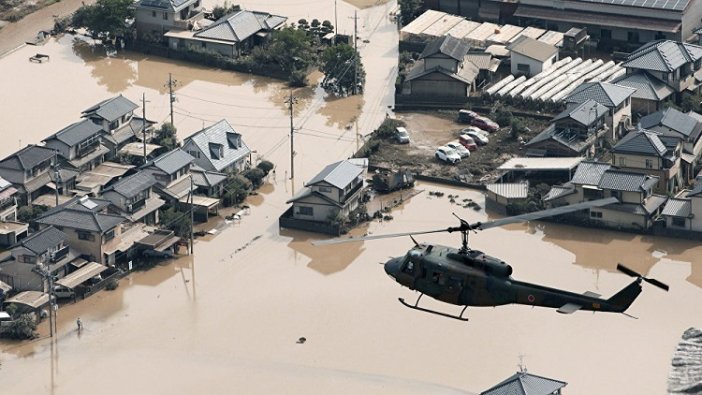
<box><xmin>398</xmin><ymin>294</ymin><xmax>469</xmax><ymax>322</ymax></box>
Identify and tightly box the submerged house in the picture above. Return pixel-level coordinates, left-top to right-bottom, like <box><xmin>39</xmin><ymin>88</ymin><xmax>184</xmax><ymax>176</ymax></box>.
<box><xmin>135</xmin><ymin>0</ymin><xmax>205</xmax><ymax>40</ymax></box>
<box><xmin>182</xmin><ymin>119</ymin><xmax>251</xmax><ymax>174</ymax></box>
<box><xmin>164</xmin><ymin>9</ymin><xmax>287</xmax><ymax>58</ymax></box>
<box><xmin>43</xmin><ymin>119</ymin><xmax>108</xmax><ymax>173</ymax></box>
<box><xmin>280</xmin><ymin>160</ymin><xmax>365</xmax><ymax>235</ymax></box>
<box><xmin>102</xmin><ymin>171</ymin><xmax>165</xmax><ymax>225</ymax></box>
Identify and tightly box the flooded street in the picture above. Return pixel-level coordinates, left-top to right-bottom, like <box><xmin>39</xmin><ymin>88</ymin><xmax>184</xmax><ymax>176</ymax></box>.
<box><xmin>1</xmin><ymin>1</ymin><xmax>701</xmax><ymax>394</ymax></box>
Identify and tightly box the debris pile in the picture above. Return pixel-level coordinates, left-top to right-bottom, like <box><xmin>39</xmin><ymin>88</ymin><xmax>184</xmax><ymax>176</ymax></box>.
<box><xmin>669</xmin><ymin>327</ymin><xmax>702</xmax><ymax>394</ymax></box>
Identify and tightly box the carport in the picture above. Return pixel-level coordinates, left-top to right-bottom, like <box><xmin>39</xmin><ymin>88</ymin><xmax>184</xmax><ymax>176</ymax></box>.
<box><xmin>4</xmin><ymin>291</ymin><xmax>49</xmax><ymax>310</ymax></box>
<box><xmin>56</xmin><ymin>262</ymin><xmax>108</xmax><ymax>289</ymax></box>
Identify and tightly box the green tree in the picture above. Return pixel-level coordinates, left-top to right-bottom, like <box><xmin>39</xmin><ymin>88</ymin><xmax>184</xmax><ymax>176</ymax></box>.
<box><xmin>211</xmin><ymin>1</ymin><xmax>240</xmax><ymax>20</ymax></box>
<box><xmin>159</xmin><ymin>207</ymin><xmax>191</xmax><ymax>238</ymax></box>
<box><xmin>222</xmin><ymin>174</ymin><xmax>251</xmax><ymax>206</ymax></box>
<box><xmin>398</xmin><ymin>0</ymin><xmax>423</xmax><ymax>25</ymax></box>
<box><xmin>3</xmin><ymin>314</ymin><xmax>37</xmax><ymax>340</ymax></box>
<box><xmin>267</xmin><ymin>28</ymin><xmax>314</xmax><ymax>74</ymax></box>
<box><xmin>154</xmin><ymin>122</ymin><xmax>179</xmax><ymax>151</ymax></box>
<box><xmin>71</xmin><ymin>0</ymin><xmax>134</xmax><ymax>41</ymax></box>
<box><xmin>320</xmin><ymin>44</ymin><xmax>366</xmax><ymax>95</ymax></box>
<box><xmin>243</xmin><ymin>168</ymin><xmax>266</xmax><ymax>188</ymax></box>
<box><xmin>256</xmin><ymin>160</ymin><xmax>274</xmax><ymax>175</ymax></box>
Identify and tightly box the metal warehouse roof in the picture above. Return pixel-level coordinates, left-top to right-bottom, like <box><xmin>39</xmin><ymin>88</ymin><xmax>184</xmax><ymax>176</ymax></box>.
<box><xmin>498</xmin><ymin>157</ymin><xmax>583</xmax><ymax>171</ymax></box>
<box><xmin>486</xmin><ymin>182</ymin><xmax>529</xmax><ymax>199</ymax></box>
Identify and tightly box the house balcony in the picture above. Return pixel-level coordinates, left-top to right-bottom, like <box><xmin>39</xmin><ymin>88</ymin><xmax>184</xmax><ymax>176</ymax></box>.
<box><xmin>173</xmin><ymin>11</ymin><xmax>204</xmax><ymax>30</ymax></box>
<box><xmin>0</xmin><ymin>197</ymin><xmax>16</xmax><ymax>212</ymax></box>
<box><xmin>340</xmin><ymin>181</ymin><xmax>363</xmax><ymax>205</ymax></box>
<box><xmin>50</xmin><ymin>245</ymin><xmax>70</xmax><ymax>263</ymax></box>
<box><xmin>126</xmin><ymin>197</ymin><xmax>147</xmax><ymax>213</ymax></box>
<box><xmin>76</xmin><ymin>139</ymin><xmax>101</xmax><ymax>157</ymax></box>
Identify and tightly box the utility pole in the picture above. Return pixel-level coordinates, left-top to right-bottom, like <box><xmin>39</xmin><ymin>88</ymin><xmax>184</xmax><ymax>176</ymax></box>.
<box><xmin>352</xmin><ymin>10</ymin><xmax>359</xmax><ymax>95</ymax></box>
<box><xmin>44</xmin><ymin>265</ymin><xmax>56</xmax><ymax>337</ymax></box>
<box><xmin>141</xmin><ymin>93</ymin><xmax>149</xmax><ymax>163</ymax></box>
<box><xmin>189</xmin><ymin>175</ymin><xmax>194</xmax><ymax>255</ymax></box>
<box><xmin>334</xmin><ymin>0</ymin><xmax>338</xmax><ymax>44</ymax></box>
<box><xmin>165</xmin><ymin>73</ymin><xmax>178</xmax><ymax>127</ymax></box>
<box><xmin>52</xmin><ymin>151</ymin><xmax>60</xmax><ymax>207</ymax></box>
<box><xmin>285</xmin><ymin>90</ymin><xmax>298</xmax><ymax>180</ymax></box>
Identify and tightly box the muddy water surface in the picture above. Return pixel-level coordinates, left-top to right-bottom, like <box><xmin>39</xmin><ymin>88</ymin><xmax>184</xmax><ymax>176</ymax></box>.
<box><xmin>1</xmin><ymin>1</ymin><xmax>700</xmax><ymax>394</ymax></box>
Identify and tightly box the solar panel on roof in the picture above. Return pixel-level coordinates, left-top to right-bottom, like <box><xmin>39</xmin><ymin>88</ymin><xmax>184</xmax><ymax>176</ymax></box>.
<box><xmin>575</xmin><ymin>0</ymin><xmax>688</xmax><ymax>10</ymax></box>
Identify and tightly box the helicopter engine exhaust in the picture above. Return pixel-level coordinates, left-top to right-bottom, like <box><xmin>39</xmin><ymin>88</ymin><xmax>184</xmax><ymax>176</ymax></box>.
<box><xmin>447</xmin><ymin>252</ymin><xmax>513</xmax><ymax>277</ymax></box>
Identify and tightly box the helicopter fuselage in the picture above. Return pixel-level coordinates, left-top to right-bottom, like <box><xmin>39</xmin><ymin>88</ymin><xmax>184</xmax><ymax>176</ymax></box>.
<box><xmin>385</xmin><ymin>244</ymin><xmax>642</xmax><ymax>314</ymax></box>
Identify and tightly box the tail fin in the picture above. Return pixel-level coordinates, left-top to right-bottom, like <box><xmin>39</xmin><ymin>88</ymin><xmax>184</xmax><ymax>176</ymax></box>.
<box><xmin>607</xmin><ymin>280</ymin><xmax>642</xmax><ymax>312</ymax></box>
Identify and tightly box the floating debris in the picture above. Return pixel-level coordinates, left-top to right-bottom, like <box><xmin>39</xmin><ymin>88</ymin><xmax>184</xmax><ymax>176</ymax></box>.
<box><xmin>297</xmin><ymin>337</ymin><xmax>307</xmax><ymax>344</ymax></box>
<box><xmin>383</xmin><ymin>215</ymin><xmax>394</xmax><ymax>221</ymax></box>
<box><xmin>669</xmin><ymin>327</ymin><xmax>702</xmax><ymax>394</ymax></box>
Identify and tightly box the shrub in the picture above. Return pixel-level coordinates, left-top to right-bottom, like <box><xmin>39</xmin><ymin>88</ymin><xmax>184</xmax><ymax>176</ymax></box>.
<box><xmin>495</xmin><ymin>109</ymin><xmax>513</xmax><ymax>127</ymax></box>
<box><xmin>256</xmin><ymin>160</ymin><xmax>274</xmax><ymax>175</ymax></box>
<box><xmin>2</xmin><ymin>314</ymin><xmax>37</xmax><ymax>340</ymax></box>
<box><xmin>105</xmin><ymin>278</ymin><xmax>119</xmax><ymax>290</ymax></box>
<box><xmin>243</xmin><ymin>168</ymin><xmax>266</xmax><ymax>188</ymax></box>
<box><xmin>375</xmin><ymin>118</ymin><xmax>406</xmax><ymax>139</ymax></box>
<box><xmin>511</xmin><ymin>118</ymin><xmax>525</xmax><ymax>139</ymax></box>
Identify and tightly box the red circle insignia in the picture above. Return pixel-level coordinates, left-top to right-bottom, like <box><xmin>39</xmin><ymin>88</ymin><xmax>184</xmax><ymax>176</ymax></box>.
<box><xmin>527</xmin><ymin>294</ymin><xmax>535</xmax><ymax>303</ymax></box>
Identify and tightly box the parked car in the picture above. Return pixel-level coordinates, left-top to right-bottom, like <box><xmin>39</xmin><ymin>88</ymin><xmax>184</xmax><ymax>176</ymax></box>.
<box><xmin>53</xmin><ymin>285</ymin><xmax>75</xmax><ymax>299</ymax></box>
<box><xmin>394</xmin><ymin>127</ymin><xmax>410</xmax><ymax>144</ymax></box>
<box><xmin>458</xmin><ymin>109</ymin><xmax>478</xmax><ymax>123</ymax></box>
<box><xmin>445</xmin><ymin>141</ymin><xmax>471</xmax><ymax>158</ymax></box>
<box><xmin>462</xmin><ymin>129</ymin><xmax>489</xmax><ymax>145</ymax></box>
<box><xmin>435</xmin><ymin>146</ymin><xmax>461</xmax><ymax>164</ymax></box>
<box><xmin>458</xmin><ymin>134</ymin><xmax>478</xmax><ymax>151</ymax></box>
<box><xmin>471</xmin><ymin>116</ymin><xmax>499</xmax><ymax>132</ymax></box>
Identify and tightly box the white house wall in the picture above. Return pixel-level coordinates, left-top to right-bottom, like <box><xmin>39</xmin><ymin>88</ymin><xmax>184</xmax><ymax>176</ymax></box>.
<box><xmin>511</xmin><ymin>52</ymin><xmax>548</xmax><ymax>77</ymax></box>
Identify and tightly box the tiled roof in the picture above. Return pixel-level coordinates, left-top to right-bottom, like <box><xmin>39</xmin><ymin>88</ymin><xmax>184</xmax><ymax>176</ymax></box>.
<box><xmin>507</xmin><ymin>36</ymin><xmax>558</xmax><ymax>62</ymax></box>
<box><xmin>662</xmin><ymin>198</ymin><xmax>691</xmax><ymax>217</ymax></box>
<box><xmin>544</xmin><ymin>183</ymin><xmax>575</xmax><ymax>201</ymax></box>
<box><xmin>35</xmin><ymin>207</ymin><xmax>125</xmax><ymax>233</ymax></box>
<box><xmin>0</xmin><ymin>145</ymin><xmax>55</xmax><ymax>171</ymax></box>
<box><xmin>553</xmin><ymin>99</ymin><xmax>608</xmax><ymax>126</ymax></box>
<box><xmin>14</xmin><ymin>226</ymin><xmax>68</xmax><ymax>255</ymax></box>
<box><xmin>44</xmin><ymin>119</ymin><xmax>103</xmax><ymax>147</ymax></box>
<box><xmin>103</xmin><ymin>171</ymin><xmax>156</xmax><ymax>198</ymax></box>
<box><xmin>598</xmin><ymin>170</ymin><xmax>659</xmax><ymax>192</ymax></box>
<box><xmin>420</xmin><ymin>35</ymin><xmax>469</xmax><ymax>62</ymax></box>
<box><xmin>639</xmin><ymin>107</ymin><xmax>702</xmax><ymax>141</ymax></box>
<box><xmin>194</xmin><ymin>10</ymin><xmax>287</xmax><ymax>43</ymax></box>
<box><xmin>486</xmin><ymin>182</ymin><xmax>529</xmax><ymax>199</ymax></box>
<box><xmin>307</xmin><ymin>160</ymin><xmax>363</xmax><ymax>189</ymax></box>
<box><xmin>464</xmin><ymin>52</ymin><xmax>499</xmax><ymax>71</ymax></box>
<box><xmin>481</xmin><ymin>371</ymin><xmax>566</xmax><ymax>395</ymax></box>
<box><xmin>611</xmin><ymin>72</ymin><xmax>674</xmax><ymax>101</ymax></box>
<box><xmin>612</xmin><ymin>129</ymin><xmax>667</xmax><ymax>157</ymax></box>
<box><xmin>623</xmin><ymin>40</ymin><xmax>702</xmax><ymax>72</ymax></box>
<box><xmin>565</xmin><ymin>81</ymin><xmax>635</xmax><ymax>108</ymax></box>
<box><xmin>191</xmin><ymin>167</ymin><xmax>227</xmax><ymax>188</ymax></box>
<box><xmin>145</xmin><ymin>148</ymin><xmax>194</xmax><ymax>175</ymax></box>
<box><xmin>183</xmin><ymin>119</ymin><xmax>250</xmax><ymax>173</ymax></box>
<box><xmin>406</xmin><ymin>59</ymin><xmax>478</xmax><ymax>84</ymax></box>
<box><xmin>82</xmin><ymin>95</ymin><xmax>138</xmax><ymax>123</ymax></box>
<box><xmin>571</xmin><ymin>161</ymin><xmax>612</xmax><ymax>185</ymax></box>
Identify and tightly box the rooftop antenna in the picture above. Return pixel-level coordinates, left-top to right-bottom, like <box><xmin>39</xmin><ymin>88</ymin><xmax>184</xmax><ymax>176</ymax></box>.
<box><xmin>518</xmin><ymin>354</ymin><xmax>528</xmax><ymax>373</ymax></box>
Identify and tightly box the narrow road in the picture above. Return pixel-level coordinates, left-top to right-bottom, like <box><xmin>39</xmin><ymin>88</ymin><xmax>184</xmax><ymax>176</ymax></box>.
<box><xmin>0</xmin><ymin>0</ymin><xmax>95</xmax><ymax>57</ymax></box>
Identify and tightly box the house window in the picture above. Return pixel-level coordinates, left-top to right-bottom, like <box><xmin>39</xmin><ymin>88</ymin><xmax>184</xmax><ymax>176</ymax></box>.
<box><xmin>618</xmin><ymin>157</ymin><xmax>627</xmax><ymax>167</ymax></box>
<box><xmin>201</xmin><ymin>41</ymin><xmax>207</xmax><ymax>49</ymax></box>
<box><xmin>163</xmin><ymin>12</ymin><xmax>168</xmax><ymax>20</ymax></box>
<box><xmin>297</xmin><ymin>206</ymin><xmax>313</xmax><ymax>216</ymax></box>
<box><xmin>109</xmin><ymin>120</ymin><xmax>119</xmax><ymax>130</ymax></box>
<box><xmin>590</xmin><ymin>211</ymin><xmax>603</xmax><ymax>219</ymax></box>
<box><xmin>627</xmin><ymin>32</ymin><xmax>640</xmax><ymax>43</ymax></box>
<box><xmin>319</xmin><ymin>186</ymin><xmax>332</xmax><ymax>193</ymax></box>
<box><xmin>645</xmin><ymin>159</ymin><xmax>653</xmax><ymax>169</ymax></box>
<box><xmin>517</xmin><ymin>64</ymin><xmax>530</xmax><ymax>74</ymax></box>
<box><xmin>78</xmin><ymin>231</ymin><xmax>95</xmax><ymax>241</ymax></box>
<box><xmin>152</xmin><ymin>10</ymin><xmax>156</xmax><ymax>17</ymax></box>
<box><xmin>104</xmin><ymin>229</ymin><xmax>115</xmax><ymax>241</ymax></box>
<box><xmin>672</xmin><ymin>217</ymin><xmax>686</xmax><ymax>227</ymax></box>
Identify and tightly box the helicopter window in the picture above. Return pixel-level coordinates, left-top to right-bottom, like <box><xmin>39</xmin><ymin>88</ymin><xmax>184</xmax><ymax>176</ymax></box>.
<box><xmin>402</xmin><ymin>259</ymin><xmax>414</xmax><ymax>274</ymax></box>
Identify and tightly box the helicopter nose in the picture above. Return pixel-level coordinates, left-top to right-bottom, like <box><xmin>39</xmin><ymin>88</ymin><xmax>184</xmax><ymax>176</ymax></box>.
<box><xmin>384</xmin><ymin>257</ymin><xmax>402</xmax><ymax>279</ymax></box>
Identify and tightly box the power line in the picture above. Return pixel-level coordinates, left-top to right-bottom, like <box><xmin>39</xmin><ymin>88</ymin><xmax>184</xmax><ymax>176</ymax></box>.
<box><xmin>176</xmin><ymin>92</ymin><xmax>280</xmax><ymax>110</ymax></box>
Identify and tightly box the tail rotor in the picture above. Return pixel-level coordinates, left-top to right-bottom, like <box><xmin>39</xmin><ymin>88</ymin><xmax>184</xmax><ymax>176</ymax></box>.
<box><xmin>617</xmin><ymin>264</ymin><xmax>669</xmax><ymax>292</ymax></box>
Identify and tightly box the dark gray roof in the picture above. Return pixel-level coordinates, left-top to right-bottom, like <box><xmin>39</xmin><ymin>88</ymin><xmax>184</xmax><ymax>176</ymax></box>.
<box><xmin>103</xmin><ymin>171</ymin><xmax>156</xmax><ymax>198</ymax></box>
<box><xmin>0</xmin><ymin>145</ymin><xmax>55</xmax><ymax>171</ymax></box>
<box><xmin>544</xmin><ymin>184</ymin><xmax>575</xmax><ymax>201</ymax></box>
<box><xmin>481</xmin><ymin>371</ymin><xmax>566</xmax><ymax>395</ymax></box>
<box><xmin>406</xmin><ymin>59</ymin><xmax>478</xmax><ymax>84</ymax></box>
<box><xmin>191</xmin><ymin>167</ymin><xmax>227</xmax><ymax>187</ymax></box>
<box><xmin>565</xmin><ymin>81</ymin><xmax>635</xmax><ymax>108</ymax></box>
<box><xmin>420</xmin><ymin>35</ymin><xmax>469</xmax><ymax>62</ymax></box>
<box><xmin>194</xmin><ymin>10</ymin><xmax>287</xmax><ymax>43</ymax></box>
<box><xmin>612</xmin><ymin>129</ymin><xmax>667</xmax><ymax>157</ymax></box>
<box><xmin>574</xmin><ymin>0</ymin><xmax>689</xmax><ymax>11</ymax></box>
<box><xmin>598</xmin><ymin>170</ymin><xmax>659</xmax><ymax>192</ymax></box>
<box><xmin>184</xmin><ymin>119</ymin><xmax>250</xmax><ymax>172</ymax></box>
<box><xmin>639</xmin><ymin>107</ymin><xmax>702</xmax><ymax>141</ymax></box>
<box><xmin>138</xmin><ymin>0</ymin><xmax>192</xmax><ymax>10</ymax></box>
<box><xmin>686</xmin><ymin>183</ymin><xmax>702</xmax><ymax>197</ymax></box>
<box><xmin>44</xmin><ymin>119</ymin><xmax>103</xmax><ymax>147</ymax></box>
<box><xmin>14</xmin><ymin>226</ymin><xmax>68</xmax><ymax>255</ymax></box>
<box><xmin>524</xmin><ymin>124</ymin><xmax>603</xmax><ymax>154</ymax></box>
<box><xmin>82</xmin><ymin>95</ymin><xmax>139</xmax><ymax>123</ymax></box>
<box><xmin>35</xmin><ymin>205</ymin><xmax>125</xmax><ymax>233</ymax></box>
<box><xmin>507</xmin><ymin>36</ymin><xmax>558</xmax><ymax>62</ymax></box>
<box><xmin>145</xmin><ymin>148</ymin><xmax>194</xmax><ymax>175</ymax></box>
<box><xmin>571</xmin><ymin>161</ymin><xmax>612</xmax><ymax>185</ymax></box>
<box><xmin>611</xmin><ymin>72</ymin><xmax>674</xmax><ymax>101</ymax></box>
<box><xmin>662</xmin><ymin>198</ymin><xmax>691</xmax><ymax>217</ymax></box>
<box><xmin>553</xmin><ymin>99</ymin><xmax>608</xmax><ymax>126</ymax></box>
<box><xmin>623</xmin><ymin>40</ymin><xmax>702</xmax><ymax>72</ymax></box>
<box><xmin>307</xmin><ymin>160</ymin><xmax>363</xmax><ymax>189</ymax></box>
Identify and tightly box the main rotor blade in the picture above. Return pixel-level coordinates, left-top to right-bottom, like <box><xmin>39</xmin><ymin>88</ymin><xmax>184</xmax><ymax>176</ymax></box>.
<box><xmin>478</xmin><ymin>197</ymin><xmax>618</xmax><ymax>230</ymax></box>
<box><xmin>312</xmin><ymin>228</ymin><xmax>448</xmax><ymax>246</ymax></box>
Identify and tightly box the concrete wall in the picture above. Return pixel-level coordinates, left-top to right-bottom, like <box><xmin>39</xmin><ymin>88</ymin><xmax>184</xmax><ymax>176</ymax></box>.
<box><xmin>169</xmin><ymin>38</ymin><xmax>237</xmax><ymax>58</ymax></box>
<box><xmin>292</xmin><ymin>202</ymin><xmax>337</xmax><ymax>222</ymax></box>
<box><xmin>590</xmin><ymin>207</ymin><xmax>647</xmax><ymax>229</ymax></box>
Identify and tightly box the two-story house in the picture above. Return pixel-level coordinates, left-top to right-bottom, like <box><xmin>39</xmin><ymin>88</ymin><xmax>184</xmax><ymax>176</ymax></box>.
<box><xmin>565</xmin><ymin>81</ymin><xmax>636</xmax><ymax>140</ymax></box>
<box><xmin>639</xmin><ymin>108</ymin><xmax>702</xmax><ymax>183</ymax></box>
<box><xmin>82</xmin><ymin>95</ymin><xmax>152</xmax><ymax>159</ymax></box>
<box><xmin>134</xmin><ymin>0</ymin><xmax>204</xmax><ymax>40</ymax></box>
<box><xmin>661</xmin><ymin>183</ymin><xmax>702</xmax><ymax>232</ymax></box>
<box><xmin>43</xmin><ymin>119</ymin><xmax>108</xmax><ymax>173</ymax></box>
<box><xmin>191</xmin><ymin>166</ymin><xmax>227</xmax><ymax>197</ymax></box>
<box><xmin>611</xmin><ymin>129</ymin><xmax>683</xmax><ymax>194</ymax></box>
<box><xmin>403</xmin><ymin>35</ymin><xmax>479</xmax><ymax>99</ymax></box>
<box><xmin>182</xmin><ymin>119</ymin><xmax>251</xmax><ymax>174</ymax></box>
<box><xmin>0</xmin><ymin>177</ymin><xmax>19</xmax><ymax>222</ymax></box>
<box><xmin>611</xmin><ymin>72</ymin><xmax>675</xmax><ymax>115</ymax></box>
<box><xmin>102</xmin><ymin>171</ymin><xmax>164</xmax><ymax>225</ymax></box>
<box><xmin>285</xmin><ymin>160</ymin><xmax>364</xmax><ymax>225</ymax></box>
<box><xmin>621</xmin><ymin>40</ymin><xmax>702</xmax><ymax>102</ymax></box>
<box><xmin>164</xmin><ymin>9</ymin><xmax>287</xmax><ymax>58</ymax></box>
<box><xmin>0</xmin><ymin>226</ymin><xmax>77</xmax><ymax>292</ymax></box>
<box><xmin>33</xmin><ymin>196</ymin><xmax>128</xmax><ymax>265</ymax></box>
<box><xmin>0</xmin><ymin>145</ymin><xmax>56</xmax><ymax>205</ymax></box>
<box><xmin>141</xmin><ymin>148</ymin><xmax>195</xmax><ymax>204</ymax></box>
<box><xmin>525</xmin><ymin>99</ymin><xmax>609</xmax><ymax>157</ymax></box>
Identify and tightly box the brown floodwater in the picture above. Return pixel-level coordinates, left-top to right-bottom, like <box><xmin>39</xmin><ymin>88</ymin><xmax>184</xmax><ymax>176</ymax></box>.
<box><xmin>1</xmin><ymin>1</ymin><xmax>700</xmax><ymax>394</ymax></box>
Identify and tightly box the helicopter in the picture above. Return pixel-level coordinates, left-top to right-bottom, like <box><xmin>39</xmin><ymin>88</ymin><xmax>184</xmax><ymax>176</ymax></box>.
<box><xmin>313</xmin><ymin>197</ymin><xmax>669</xmax><ymax>321</ymax></box>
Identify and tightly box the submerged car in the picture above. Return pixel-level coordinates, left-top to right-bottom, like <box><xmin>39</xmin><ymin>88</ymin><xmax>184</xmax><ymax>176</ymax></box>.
<box><xmin>435</xmin><ymin>146</ymin><xmax>461</xmax><ymax>164</ymax></box>
<box><xmin>462</xmin><ymin>129</ymin><xmax>489</xmax><ymax>145</ymax></box>
<box><xmin>394</xmin><ymin>127</ymin><xmax>410</xmax><ymax>144</ymax></box>
<box><xmin>446</xmin><ymin>141</ymin><xmax>471</xmax><ymax>158</ymax></box>
<box><xmin>458</xmin><ymin>134</ymin><xmax>478</xmax><ymax>151</ymax></box>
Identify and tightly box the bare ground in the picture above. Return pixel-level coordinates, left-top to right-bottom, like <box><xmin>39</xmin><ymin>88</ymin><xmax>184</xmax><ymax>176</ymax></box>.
<box><xmin>367</xmin><ymin>111</ymin><xmax>549</xmax><ymax>183</ymax></box>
